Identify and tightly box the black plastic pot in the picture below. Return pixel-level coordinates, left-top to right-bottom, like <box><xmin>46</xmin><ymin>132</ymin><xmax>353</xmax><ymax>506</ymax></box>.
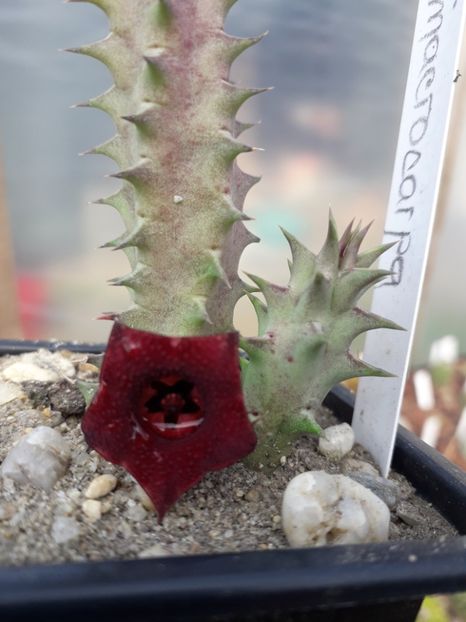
<box><xmin>0</xmin><ymin>340</ymin><xmax>465</xmax><ymax>622</ymax></box>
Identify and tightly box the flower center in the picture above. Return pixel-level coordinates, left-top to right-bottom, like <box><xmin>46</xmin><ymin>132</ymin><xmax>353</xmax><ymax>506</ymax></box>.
<box><xmin>139</xmin><ymin>374</ymin><xmax>204</xmax><ymax>439</ymax></box>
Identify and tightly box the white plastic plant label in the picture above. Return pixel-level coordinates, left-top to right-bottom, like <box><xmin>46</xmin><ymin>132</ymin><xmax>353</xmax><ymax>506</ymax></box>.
<box><xmin>352</xmin><ymin>0</ymin><xmax>466</xmax><ymax>477</ymax></box>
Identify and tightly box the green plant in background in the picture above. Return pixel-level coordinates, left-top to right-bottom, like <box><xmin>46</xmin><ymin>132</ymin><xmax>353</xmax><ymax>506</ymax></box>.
<box><xmin>69</xmin><ymin>0</ymin><xmax>398</xmax><ymax>516</ymax></box>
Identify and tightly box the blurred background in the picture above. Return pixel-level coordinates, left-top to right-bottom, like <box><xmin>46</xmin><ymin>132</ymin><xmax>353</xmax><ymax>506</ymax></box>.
<box><xmin>1</xmin><ymin>3</ymin><xmax>466</xmax><ymax>431</ymax></box>
<box><xmin>2</xmin><ymin>0</ymin><xmax>466</xmax><ymax>358</ymax></box>
<box><xmin>0</xmin><ymin>0</ymin><xmax>423</xmax><ymax>344</ymax></box>
<box><xmin>2</xmin><ymin>0</ymin><xmax>464</xmax><ymax>351</ymax></box>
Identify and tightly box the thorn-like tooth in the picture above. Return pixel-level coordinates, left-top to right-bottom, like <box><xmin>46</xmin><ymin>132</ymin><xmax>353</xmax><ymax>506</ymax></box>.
<box><xmin>111</xmin><ymin>159</ymin><xmax>151</xmax><ymax>182</ymax></box>
<box><xmin>318</xmin><ymin>211</ymin><xmax>340</xmax><ymax>274</ymax></box>
<box><xmin>121</xmin><ymin>104</ymin><xmax>158</xmax><ymax>126</ymax></box>
<box><xmin>207</xmin><ymin>249</ymin><xmax>231</xmax><ymax>288</ymax></box>
<box><xmin>97</xmin><ymin>312</ymin><xmax>118</xmax><ymax>321</ymax></box>
<box><xmin>233</xmin><ymin>119</ymin><xmax>255</xmax><ymax>137</ymax></box>
<box><xmin>246</xmin><ymin>230</ymin><xmax>260</xmax><ymax>245</ymax></box>
<box><xmin>356</xmin><ymin>242</ymin><xmax>396</xmax><ymax>269</ymax></box>
<box><xmin>243</xmin><ymin>272</ymin><xmax>275</xmax><ymax>296</ymax></box>
<box><xmin>70</xmin><ymin>101</ymin><xmax>90</xmax><ymax>109</ymax></box>
<box><xmin>92</xmin><ymin>187</ymin><xmax>132</xmax><ymax>210</ymax></box>
<box><xmin>84</xmin><ymin>135</ymin><xmax>122</xmax><ymax>161</ymax></box>
<box><xmin>218</xmin><ymin>129</ymin><xmax>252</xmax><ymax>159</ymax></box>
<box><xmin>108</xmin><ymin>264</ymin><xmax>150</xmax><ymax>288</ymax></box>
<box><xmin>121</xmin><ymin>114</ymin><xmax>142</xmax><ymax>124</ymax></box>
<box><xmin>71</xmin><ymin>91</ymin><xmax>113</xmax><ymax>112</ymax></box>
<box><xmin>345</xmin><ymin>354</ymin><xmax>394</xmax><ymax>379</ymax></box>
<box><xmin>65</xmin><ymin>35</ymin><xmax>115</xmax><ymax>67</ymax></box>
<box><xmin>191</xmin><ymin>296</ymin><xmax>213</xmax><ymax>325</ymax></box>
<box><xmin>339</xmin><ymin>219</ymin><xmax>356</xmax><ymax>252</ymax></box>
<box><xmin>101</xmin><ymin>220</ymin><xmax>145</xmax><ymax>250</ymax></box>
<box><xmin>222</xmin><ymin>80</ymin><xmax>272</xmax><ymax>113</ymax></box>
<box><xmin>221</xmin><ymin>31</ymin><xmax>268</xmax><ymax>62</ymax></box>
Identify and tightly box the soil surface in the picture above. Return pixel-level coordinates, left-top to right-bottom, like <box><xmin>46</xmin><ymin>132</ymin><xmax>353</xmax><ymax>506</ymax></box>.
<box><xmin>0</xmin><ymin>350</ymin><xmax>457</xmax><ymax>567</ymax></box>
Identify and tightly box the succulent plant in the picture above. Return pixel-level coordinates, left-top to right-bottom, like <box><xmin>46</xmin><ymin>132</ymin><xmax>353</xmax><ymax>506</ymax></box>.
<box><xmin>70</xmin><ymin>0</ymin><xmax>399</xmax><ymax>518</ymax></box>
<box><xmin>71</xmin><ymin>0</ymin><xmax>264</xmax><ymax>518</ymax></box>
<box><xmin>241</xmin><ymin>217</ymin><xmax>401</xmax><ymax>468</ymax></box>
<box><xmin>68</xmin><ymin>0</ymin><xmax>264</xmax><ymax>336</ymax></box>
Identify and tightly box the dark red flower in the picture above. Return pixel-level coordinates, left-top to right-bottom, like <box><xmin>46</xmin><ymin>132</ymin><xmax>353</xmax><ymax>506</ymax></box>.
<box><xmin>81</xmin><ymin>322</ymin><xmax>256</xmax><ymax>520</ymax></box>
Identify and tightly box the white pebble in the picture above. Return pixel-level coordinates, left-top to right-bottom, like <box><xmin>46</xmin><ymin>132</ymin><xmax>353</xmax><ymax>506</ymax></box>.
<box><xmin>126</xmin><ymin>502</ymin><xmax>147</xmax><ymax>522</ymax></box>
<box><xmin>2</xmin><ymin>350</ymin><xmax>76</xmax><ymax>383</ymax></box>
<box><xmin>85</xmin><ymin>474</ymin><xmax>117</xmax><ymax>499</ymax></box>
<box><xmin>51</xmin><ymin>516</ymin><xmax>80</xmax><ymax>544</ymax></box>
<box><xmin>282</xmin><ymin>471</ymin><xmax>390</xmax><ymax>547</ymax></box>
<box><xmin>173</xmin><ymin>195</ymin><xmax>184</xmax><ymax>204</ymax></box>
<box><xmin>138</xmin><ymin>544</ymin><xmax>169</xmax><ymax>559</ymax></box>
<box><xmin>0</xmin><ymin>382</ymin><xmax>24</xmax><ymax>406</ymax></box>
<box><xmin>1</xmin><ymin>426</ymin><xmax>70</xmax><ymax>491</ymax></box>
<box><xmin>82</xmin><ymin>499</ymin><xmax>102</xmax><ymax>521</ymax></box>
<box><xmin>318</xmin><ymin>423</ymin><xmax>354</xmax><ymax>461</ymax></box>
<box><xmin>3</xmin><ymin>362</ymin><xmax>58</xmax><ymax>383</ymax></box>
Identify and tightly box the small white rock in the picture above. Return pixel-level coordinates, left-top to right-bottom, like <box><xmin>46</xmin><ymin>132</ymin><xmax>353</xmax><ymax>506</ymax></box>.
<box><xmin>318</xmin><ymin>423</ymin><xmax>354</xmax><ymax>461</ymax></box>
<box><xmin>3</xmin><ymin>362</ymin><xmax>58</xmax><ymax>383</ymax></box>
<box><xmin>126</xmin><ymin>502</ymin><xmax>147</xmax><ymax>522</ymax></box>
<box><xmin>82</xmin><ymin>499</ymin><xmax>102</xmax><ymax>522</ymax></box>
<box><xmin>282</xmin><ymin>471</ymin><xmax>390</xmax><ymax>547</ymax></box>
<box><xmin>1</xmin><ymin>426</ymin><xmax>71</xmax><ymax>490</ymax></box>
<box><xmin>51</xmin><ymin>516</ymin><xmax>80</xmax><ymax>544</ymax></box>
<box><xmin>2</xmin><ymin>350</ymin><xmax>75</xmax><ymax>383</ymax></box>
<box><xmin>138</xmin><ymin>544</ymin><xmax>169</xmax><ymax>559</ymax></box>
<box><xmin>173</xmin><ymin>195</ymin><xmax>184</xmax><ymax>204</ymax></box>
<box><xmin>85</xmin><ymin>474</ymin><xmax>117</xmax><ymax>499</ymax></box>
<box><xmin>0</xmin><ymin>382</ymin><xmax>24</xmax><ymax>406</ymax></box>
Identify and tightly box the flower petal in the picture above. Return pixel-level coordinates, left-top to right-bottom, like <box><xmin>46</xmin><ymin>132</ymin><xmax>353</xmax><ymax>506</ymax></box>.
<box><xmin>82</xmin><ymin>322</ymin><xmax>256</xmax><ymax>520</ymax></box>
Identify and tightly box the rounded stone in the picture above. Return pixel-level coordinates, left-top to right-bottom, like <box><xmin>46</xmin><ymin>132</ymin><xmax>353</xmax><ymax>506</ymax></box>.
<box><xmin>138</xmin><ymin>544</ymin><xmax>169</xmax><ymax>559</ymax></box>
<box><xmin>282</xmin><ymin>471</ymin><xmax>390</xmax><ymax>547</ymax></box>
<box><xmin>318</xmin><ymin>423</ymin><xmax>355</xmax><ymax>461</ymax></box>
<box><xmin>0</xmin><ymin>382</ymin><xmax>24</xmax><ymax>406</ymax></box>
<box><xmin>82</xmin><ymin>499</ymin><xmax>102</xmax><ymax>522</ymax></box>
<box><xmin>51</xmin><ymin>516</ymin><xmax>80</xmax><ymax>544</ymax></box>
<box><xmin>1</xmin><ymin>426</ymin><xmax>71</xmax><ymax>491</ymax></box>
<box><xmin>84</xmin><ymin>474</ymin><xmax>118</xmax><ymax>499</ymax></box>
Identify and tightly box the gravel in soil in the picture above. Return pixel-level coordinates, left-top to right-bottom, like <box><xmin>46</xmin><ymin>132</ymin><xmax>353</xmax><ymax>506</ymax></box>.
<box><xmin>0</xmin><ymin>350</ymin><xmax>457</xmax><ymax>566</ymax></box>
